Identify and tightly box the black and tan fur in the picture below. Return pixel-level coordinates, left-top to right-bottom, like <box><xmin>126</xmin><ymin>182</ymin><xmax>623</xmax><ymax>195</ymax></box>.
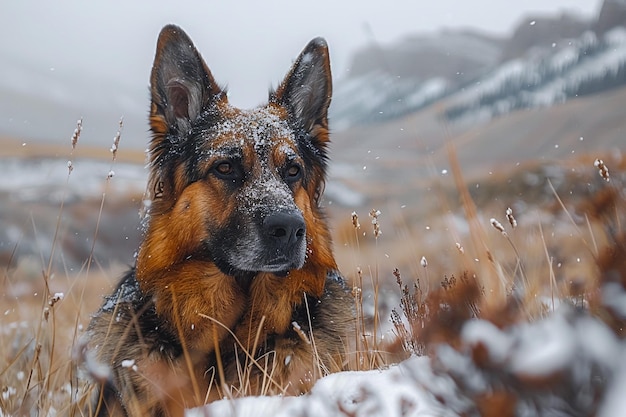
<box><xmin>85</xmin><ymin>25</ymin><xmax>353</xmax><ymax>417</ymax></box>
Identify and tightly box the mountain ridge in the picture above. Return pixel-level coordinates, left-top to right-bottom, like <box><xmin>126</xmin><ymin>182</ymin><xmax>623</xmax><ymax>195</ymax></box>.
<box><xmin>331</xmin><ymin>0</ymin><xmax>626</xmax><ymax>131</ymax></box>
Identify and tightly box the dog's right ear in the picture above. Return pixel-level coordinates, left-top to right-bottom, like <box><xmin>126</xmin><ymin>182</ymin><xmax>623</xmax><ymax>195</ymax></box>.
<box><xmin>149</xmin><ymin>25</ymin><xmax>225</xmax><ymax>139</ymax></box>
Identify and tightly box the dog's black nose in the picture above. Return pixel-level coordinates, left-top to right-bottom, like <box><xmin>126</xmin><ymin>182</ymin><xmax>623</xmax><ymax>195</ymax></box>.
<box><xmin>263</xmin><ymin>211</ymin><xmax>306</xmax><ymax>246</ymax></box>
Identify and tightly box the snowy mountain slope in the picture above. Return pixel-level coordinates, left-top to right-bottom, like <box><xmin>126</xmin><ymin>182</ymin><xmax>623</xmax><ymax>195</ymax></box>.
<box><xmin>330</xmin><ymin>30</ymin><xmax>502</xmax><ymax>130</ymax></box>
<box><xmin>445</xmin><ymin>28</ymin><xmax>626</xmax><ymax>124</ymax></box>
<box><xmin>331</xmin><ymin>26</ymin><xmax>626</xmax><ymax>131</ymax></box>
<box><xmin>331</xmin><ymin>73</ymin><xmax>447</xmax><ymax>130</ymax></box>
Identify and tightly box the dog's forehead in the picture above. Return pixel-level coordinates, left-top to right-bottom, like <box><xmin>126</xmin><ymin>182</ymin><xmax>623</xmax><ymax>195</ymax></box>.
<box><xmin>208</xmin><ymin>105</ymin><xmax>297</xmax><ymax>157</ymax></box>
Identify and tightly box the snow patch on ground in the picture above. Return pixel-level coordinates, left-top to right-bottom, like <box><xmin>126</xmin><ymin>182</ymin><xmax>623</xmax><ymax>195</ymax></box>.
<box><xmin>189</xmin><ymin>305</ymin><xmax>626</xmax><ymax>417</ymax></box>
<box><xmin>189</xmin><ymin>357</ymin><xmax>454</xmax><ymax>417</ymax></box>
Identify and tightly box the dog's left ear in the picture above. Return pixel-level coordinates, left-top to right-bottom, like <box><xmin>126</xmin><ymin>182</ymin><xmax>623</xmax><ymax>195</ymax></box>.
<box><xmin>271</xmin><ymin>38</ymin><xmax>332</xmax><ymax>133</ymax></box>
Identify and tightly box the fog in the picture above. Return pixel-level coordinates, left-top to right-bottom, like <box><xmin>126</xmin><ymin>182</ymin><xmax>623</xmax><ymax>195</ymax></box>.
<box><xmin>0</xmin><ymin>0</ymin><xmax>600</xmax><ymax>147</ymax></box>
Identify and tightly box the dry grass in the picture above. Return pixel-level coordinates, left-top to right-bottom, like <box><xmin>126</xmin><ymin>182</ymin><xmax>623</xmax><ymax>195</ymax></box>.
<box><xmin>340</xmin><ymin>149</ymin><xmax>626</xmax><ymax>415</ymax></box>
<box><xmin>1</xmin><ymin>267</ymin><xmax>119</xmax><ymax>415</ymax></box>
<box><xmin>1</xmin><ymin>119</ymin><xmax>126</xmax><ymax>416</ymax></box>
<box><xmin>1</xmin><ymin>118</ymin><xmax>625</xmax><ymax>415</ymax></box>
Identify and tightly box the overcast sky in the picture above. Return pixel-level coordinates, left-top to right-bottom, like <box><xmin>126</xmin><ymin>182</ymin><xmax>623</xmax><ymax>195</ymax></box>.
<box><xmin>1</xmin><ymin>0</ymin><xmax>601</xmax><ymax>109</ymax></box>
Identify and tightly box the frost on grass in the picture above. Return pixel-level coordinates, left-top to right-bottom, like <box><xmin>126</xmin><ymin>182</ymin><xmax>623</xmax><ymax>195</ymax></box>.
<box><xmin>594</xmin><ymin>158</ymin><xmax>610</xmax><ymax>182</ymax></box>
<box><xmin>190</xmin><ymin>304</ymin><xmax>625</xmax><ymax>417</ymax></box>
<box><xmin>191</xmin><ymin>357</ymin><xmax>456</xmax><ymax>417</ymax></box>
<box><xmin>369</xmin><ymin>209</ymin><xmax>382</xmax><ymax>238</ymax></box>
<box><xmin>506</xmin><ymin>207</ymin><xmax>517</xmax><ymax>228</ymax></box>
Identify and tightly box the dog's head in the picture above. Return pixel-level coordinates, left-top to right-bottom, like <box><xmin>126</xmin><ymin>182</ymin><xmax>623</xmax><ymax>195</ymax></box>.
<box><xmin>138</xmin><ymin>25</ymin><xmax>334</xmax><ymax>280</ymax></box>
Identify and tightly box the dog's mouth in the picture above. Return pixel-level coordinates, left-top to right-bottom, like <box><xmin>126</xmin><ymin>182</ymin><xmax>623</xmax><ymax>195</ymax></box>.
<box><xmin>211</xmin><ymin>252</ymin><xmax>303</xmax><ymax>281</ymax></box>
<box><xmin>259</xmin><ymin>256</ymin><xmax>301</xmax><ymax>277</ymax></box>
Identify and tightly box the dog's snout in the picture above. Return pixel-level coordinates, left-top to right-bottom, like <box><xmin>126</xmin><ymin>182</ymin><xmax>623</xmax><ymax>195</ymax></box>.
<box><xmin>263</xmin><ymin>212</ymin><xmax>306</xmax><ymax>246</ymax></box>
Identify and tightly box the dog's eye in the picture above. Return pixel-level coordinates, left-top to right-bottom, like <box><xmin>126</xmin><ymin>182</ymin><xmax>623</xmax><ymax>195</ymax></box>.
<box><xmin>216</xmin><ymin>162</ymin><xmax>233</xmax><ymax>175</ymax></box>
<box><xmin>212</xmin><ymin>160</ymin><xmax>239</xmax><ymax>181</ymax></box>
<box><xmin>285</xmin><ymin>164</ymin><xmax>302</xmax><ymax>181</ymax></box>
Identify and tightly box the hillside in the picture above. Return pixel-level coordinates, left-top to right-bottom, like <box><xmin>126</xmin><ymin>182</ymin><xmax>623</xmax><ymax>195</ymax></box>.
<box><xmin>330</xmin><ymin>85</ymin><xmax>626</xmax><ymax>203</ymax></box>
<box><xmin>331</xmin><ymin>1</ymin><xmax>626</xmax><ymax>131</ymax></box>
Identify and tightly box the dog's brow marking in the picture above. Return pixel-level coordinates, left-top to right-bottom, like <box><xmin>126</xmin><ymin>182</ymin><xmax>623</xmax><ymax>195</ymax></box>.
<box><xmin>199</xmin><ymin>146</ymin><xmax>242</xmax><ymax>160</ymax></box>
<box><xmin>212</xmin><ymin>106</ymin><xmax>295</xmax><ymax>151</ymax></box>
<box><xmin>277</xmin><ymin>142</ymin><xmax>298</xmax><ymax>160</ymax></box>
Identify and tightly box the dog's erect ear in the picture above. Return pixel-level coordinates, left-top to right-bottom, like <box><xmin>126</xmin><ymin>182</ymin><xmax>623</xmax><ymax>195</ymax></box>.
<box><xmin>150</xmin><ymin>25</ymin><xmax>225</xmax><ymax>138</ymax></box>
<box><xmin>271</xmin><ymin>38</ymin><xmax>332</xmax><ymax>132</ymax></box>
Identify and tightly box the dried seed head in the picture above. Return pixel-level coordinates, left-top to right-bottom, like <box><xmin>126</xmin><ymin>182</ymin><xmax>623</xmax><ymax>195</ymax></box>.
<box><xmin>594</xmin><ymin>158</ymin><xmax>610</xmax><ymax>182</ymax></box>
<box><xmin>351</xmin><ymin>211</ymin><xmax>360</xmax><ymax>229</ymax></box>
<box><xmin>393</xmin><ymin>268</ymin><xmax>401</xmax><ymax>285</ymax></box>
<box><xmin>48</xmin><ymin>292</ymin><xmax>64</xmax><ymax>307</ymax></box>
<box><xmin>369</xmin><ymin>209</ymin><xmax>382</xmax><ymax>238</ymax></box>
<box><xmin>110</xmin><ymin>117</ymin><xmax>123</xmax><ymax>158</ymax></box>
<box><xmin>455</xmin><ymin>242</ymin><xmax>465</xmax><ymax>254</ymax></box>
<box><xmin>506</xmin><ymin>207</ymin><xmax>517</xmax><ymax>229</ymax></box>
<box><xmin>71</xmin><ymin>118</ymin><xmax>82</xmax><ymax>149</ymax></box>
<box><xmin>390</xmin><ymin>309</ymin><xmax>402</xmax><ymax>326</ymax></box>
<box><xmin>490</xmin><ymin>218</ymin><xmax>507</xmax><ymax>236</ymax></box>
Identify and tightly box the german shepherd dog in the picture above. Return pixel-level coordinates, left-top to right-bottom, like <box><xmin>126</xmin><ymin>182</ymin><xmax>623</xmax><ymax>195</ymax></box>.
<box><xmin>85</xmin><ymin>25</ymin><xmax>353</xmax><ymax>417</ymax></box>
